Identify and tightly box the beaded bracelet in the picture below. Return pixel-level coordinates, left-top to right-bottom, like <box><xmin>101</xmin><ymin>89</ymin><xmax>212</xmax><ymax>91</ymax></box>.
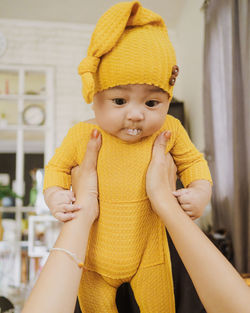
<box><xmin>50</xmin><ymin>247</ymin><xmax>84</xmax><ymax>269</ymax></box>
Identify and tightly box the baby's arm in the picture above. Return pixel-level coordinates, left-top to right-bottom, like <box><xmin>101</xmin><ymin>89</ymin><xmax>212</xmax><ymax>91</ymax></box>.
<box><xmin>44</xmin><ymin>186</ymin><xmax>81</xmax><ymax>222</ymax></box>
<box><xmin>43</xmin><ymin>124</ymin><xmax>82</xmax><ymax>222</ymax></box>
<box><xmin>173</xmin><ymin>180</ymin><xmax>212</xmax><ymax>220</ymax></box>
<box><xmin>168</xmin><ymin>116</ymin><xmax>213</xmax><ymax>220</ymax></box>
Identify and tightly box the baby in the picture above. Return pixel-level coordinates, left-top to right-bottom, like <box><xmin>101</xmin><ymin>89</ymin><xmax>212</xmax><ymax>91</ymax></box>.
<box><xmin>43</xmin><ymin>2</ymin><xmax>212</xmax><ymax>312</ymax></box>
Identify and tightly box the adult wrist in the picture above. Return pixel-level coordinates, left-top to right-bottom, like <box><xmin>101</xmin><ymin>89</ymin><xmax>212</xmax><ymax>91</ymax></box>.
<box><xmin>148</xmin><ymin>187</ymin><xmax>173</xmax><ymax>206</ymax></box>
<box><xmin>150</xmin><ymin>191</ymin><xmax>179</xmax><ymax>220</ymax></box>
<box><xmin>75</xmin><ymin>202</ymin><xmax>98</xmax><ymax>225</ymax></box>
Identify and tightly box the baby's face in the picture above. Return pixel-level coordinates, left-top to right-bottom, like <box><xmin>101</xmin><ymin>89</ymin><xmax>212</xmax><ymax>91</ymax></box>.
<box><xmin>92</xmin><ymin>84</ymin><xmax>170</xmax><ymax>143</ymax></box>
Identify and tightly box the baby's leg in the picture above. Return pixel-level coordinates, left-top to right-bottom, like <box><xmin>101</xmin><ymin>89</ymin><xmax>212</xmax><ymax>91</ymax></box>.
<box><xmin>131</xmin><ymin>262</ymin><xmax>175</xmax><ymax>313</ymax></box>
<box><xmin>78</xmin><ymin>269</ymin><xmax>119</xmax><ymax>313</ymax></box>
<box><xmin>130</xmin><ymin>238</ymin><xmax>175</xmax><ymax>313</ymax></box>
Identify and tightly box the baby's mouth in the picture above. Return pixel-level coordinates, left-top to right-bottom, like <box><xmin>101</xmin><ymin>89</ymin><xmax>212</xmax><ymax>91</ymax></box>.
<box><xmin>126</xmin><ymin>128</ymin><xmax>142</xmax><ymax>136</ymax></box>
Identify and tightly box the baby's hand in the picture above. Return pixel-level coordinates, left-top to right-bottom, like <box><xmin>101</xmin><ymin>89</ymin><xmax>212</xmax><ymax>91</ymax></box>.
<box><xmin>44</xmin><ymin>186</ymin><xmax>81</xmax><ymax>222</ymax></box>
<box><xmin>172</xmin><ymin>183</ymin><xmax>211</xmax><ymax>220</ymax></box>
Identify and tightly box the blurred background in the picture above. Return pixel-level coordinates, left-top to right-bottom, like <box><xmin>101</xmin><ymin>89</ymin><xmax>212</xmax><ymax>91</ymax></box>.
<box><xmin>0</xmin><ymin>0</ymin><xmax>249</xmax><ymax>311</ymax></box>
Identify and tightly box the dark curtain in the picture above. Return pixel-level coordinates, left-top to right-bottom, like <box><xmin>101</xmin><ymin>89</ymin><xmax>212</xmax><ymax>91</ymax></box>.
<box><xmin>203</xmin><ymin>0</ymin><xmax>250</xmax><ymax>272</ymax></box>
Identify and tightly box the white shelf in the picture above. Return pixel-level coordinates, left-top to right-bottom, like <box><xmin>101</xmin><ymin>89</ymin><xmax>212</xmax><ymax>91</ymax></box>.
<box><xmin>0</xmin><ymin>206</ymin><xmax>36</xmax><ymax>213</ymax></box>
<box><xmin>0</xmin><ymin>240</ymin><xmax>29</xmax><ymax>248</ymax></box>
<box><xmin>0</xmin><ymin>65</ymin><xmax>55</xmax><ymax>286</ymax></box>
<box><xmin>23</xmin><ymin>95</ymin><xmax>47</xmax><ymax>101</ymax></box>
<box><xmin>0</xmin><ymin>94</ymin><xmax>47</xmax><ymax>101</ymax></box>
<box><xmin>20</xmin><ymin>241</ymin><xmax>28</xmax><ymax>248</ymax></box>
<box><xmin>0</xmin><ymin>94</ymin><xmax>19</xmax><ymax>100</ymax></box>
<box><xmin>0</xmin><ymin>125</ymin><xmax>47</xmax><ymax>131</ymax></box>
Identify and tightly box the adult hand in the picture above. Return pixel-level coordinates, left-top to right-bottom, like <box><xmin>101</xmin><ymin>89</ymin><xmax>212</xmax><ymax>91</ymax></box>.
<box><xmin>71</xmin><ymin>129</ymin><xmax>102</xmax><ymax>222</ymax></box>
<box><xmin>146</xmin><ymin>131</ymin><xmax>177</xmax><ymax>215</ymax></box>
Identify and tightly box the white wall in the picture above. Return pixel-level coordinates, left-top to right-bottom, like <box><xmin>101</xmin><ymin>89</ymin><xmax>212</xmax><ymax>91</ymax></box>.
<box><xmin>174</xmin><ymin>1</ymin><xmax>205</xmax><ymax>151</ymax></box>
<box><xmin>0</xmin><ymin>0</ymin><xmax>184</xmax><ymax>29</ymax></box>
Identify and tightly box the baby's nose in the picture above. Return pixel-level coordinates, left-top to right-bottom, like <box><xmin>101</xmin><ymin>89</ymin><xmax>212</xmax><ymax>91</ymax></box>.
<box><xmin>126</xmin><ymin>107</ymin><xmax>144</xmax><ymax>121</ymax></box>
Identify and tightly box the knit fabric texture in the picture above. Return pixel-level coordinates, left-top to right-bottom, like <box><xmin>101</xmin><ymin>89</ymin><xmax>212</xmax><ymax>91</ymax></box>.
<box><xmin>78</xmin><ymin>236</ymin><xmax>175</xmax><ymax>312</ymax></box>
<box><xmin>78</xmin><ymin>1</ymin><xmax>177</xmax><ymax>103</ymax></box>
<box><xmin>44</xmin><ymin>115</ymin><xmax>212</xmax><ymax>279</ymax></box>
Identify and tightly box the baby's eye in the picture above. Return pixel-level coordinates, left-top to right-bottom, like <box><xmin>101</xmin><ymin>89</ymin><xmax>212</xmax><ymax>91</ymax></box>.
<box><xmin>112</xmin><ymin>98</ymin><xmax>126</xmax><ymax>105</ymax></box>
<box><xmin>145</xmin><ymin>100</ymin><xmax>160</xmax><ymax>107</ymax></box>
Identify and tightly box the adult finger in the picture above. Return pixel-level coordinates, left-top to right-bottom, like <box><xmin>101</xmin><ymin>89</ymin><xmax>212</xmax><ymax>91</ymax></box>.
<box><xmin>151</xmin><ymin>131</ymin><xmax>171</xmax><ymax>161</ymax></box>
<box><xmin>165</xmin><ymin>153</ymin><xmax>177</xmax><ymax>190</ymax></box>
<box><xmin>80</xmin><ymin>129</ymin><xmax>102</xmax><ymax>171</ymax></box>
<box><xmin>165</xmin><ymin>153</ymin><xmax>177</xmax><ymax>170</ymax></box>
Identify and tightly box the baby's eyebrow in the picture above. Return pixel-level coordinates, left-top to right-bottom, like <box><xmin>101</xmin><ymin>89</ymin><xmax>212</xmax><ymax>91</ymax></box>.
<box><xmin>110</xmin><ymin>85</ymin><xmax>166</xmax><ymax>93</ymax></box>
<box><xmin>108</xmin><ymin>86</ymin><xmax>129</xmax><ymax>92</ymax></box>
<box><xmin>146</xmin><ymin>87</ymin><xmax>166</xmax><ymax>94</ymax></box>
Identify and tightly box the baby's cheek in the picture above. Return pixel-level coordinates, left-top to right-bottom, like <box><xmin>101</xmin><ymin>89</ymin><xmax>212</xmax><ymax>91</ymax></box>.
<box><xmin>146</xmin><ymin>118</ymin><xmax>164</xmax><ymax>135</ymax></box>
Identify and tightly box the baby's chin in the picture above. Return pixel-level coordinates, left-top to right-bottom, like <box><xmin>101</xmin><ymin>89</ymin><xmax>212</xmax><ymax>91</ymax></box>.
<box><xmin>100</xmin><ymin>126</ymin><xmax>156</xmax><ymax>143</ymax></box>
<box><xmin>113</xmin><ymin>130</ymin><xmax>151</xmax><ymax>144</ymax></box>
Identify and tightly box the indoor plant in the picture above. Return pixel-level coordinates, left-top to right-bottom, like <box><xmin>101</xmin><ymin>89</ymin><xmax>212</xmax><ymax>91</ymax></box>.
<box><xmin>0</xmin><ymin>184</ymin><xmax>22</xmax><ymax>202</ymax></box>
<box><xmin>0</xmin><ymin>184</ymin><xmax>22</xmax><ymax>240</ymax></box>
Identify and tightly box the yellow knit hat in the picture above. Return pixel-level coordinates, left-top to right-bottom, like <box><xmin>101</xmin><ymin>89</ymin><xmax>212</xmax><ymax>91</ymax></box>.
<box><xmin>78</xmin><ymin>1</ymin><xmax>179</xmax><ymax>104</ymax></box>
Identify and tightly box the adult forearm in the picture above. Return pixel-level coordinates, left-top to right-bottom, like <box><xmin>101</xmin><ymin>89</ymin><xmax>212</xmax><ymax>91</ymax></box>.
<box><xmin>22</xmin><ymin>207</ymin><xmax>93</xmax><ymax>313</ymax></box>
<box><xmin>23</xmin><ymin>129</ymin><xmax>102</xmax><ymax>313</ymax></box>
<box><xmin>153</xmin><ymin>194</ymin><xmax>250</xmax><ymax>313</ymax></box>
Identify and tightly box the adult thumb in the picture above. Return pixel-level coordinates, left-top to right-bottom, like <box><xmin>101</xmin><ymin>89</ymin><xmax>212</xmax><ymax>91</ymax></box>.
<box><xmin>81</xmin><ymin>129</ymin><xmax>102</xmax><ymax>170</ymax></box>
<box><xmin>152</xmin><ymin>131</ymin><xmax>171</xmax><ymax>160</ymax></box>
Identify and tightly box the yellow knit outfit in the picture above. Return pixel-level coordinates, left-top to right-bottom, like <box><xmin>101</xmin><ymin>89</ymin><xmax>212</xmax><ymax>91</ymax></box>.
<box><xmin>44</xmin><ymin>2</ymin><xmax>212</xmax><ymax>311</ymax></box>
<box><xmin>44</xmin><ymin>115</ymin><xmax>212</xmax><ymax>312</ymax></box>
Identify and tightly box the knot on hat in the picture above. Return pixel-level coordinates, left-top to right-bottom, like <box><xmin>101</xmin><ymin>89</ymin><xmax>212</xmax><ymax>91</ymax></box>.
<box><xmin>78</xmin><ymin>56</ymin><xmax>100</xmax><ymax>75</ymax></box>
<box><xmin>78</xmin><ymin>56</ymin><xmax>100</xmax><ymax>104</ymax></box>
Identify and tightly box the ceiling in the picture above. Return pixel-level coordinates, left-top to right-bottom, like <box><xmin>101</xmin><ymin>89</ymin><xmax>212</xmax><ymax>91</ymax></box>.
<box><xmin>0</xmin><ymin>0</ymin><xmax>185</xmax><ymax>28</ymax></box>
